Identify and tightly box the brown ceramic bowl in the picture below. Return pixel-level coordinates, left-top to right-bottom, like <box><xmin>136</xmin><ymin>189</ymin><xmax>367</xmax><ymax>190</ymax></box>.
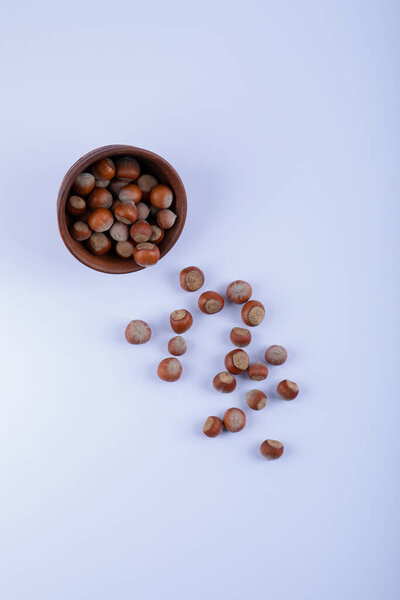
<box><xmin>57</xmin><ymin>144</ymin><xmax>187</xmax><ymax>274</ymax></box>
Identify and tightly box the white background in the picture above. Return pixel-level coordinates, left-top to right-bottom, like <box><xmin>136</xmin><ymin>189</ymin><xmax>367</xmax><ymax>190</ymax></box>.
<box><xmin>0</xmin><ymin>1</ymin><xmax>399</xmax><ymax>598</ymax></box>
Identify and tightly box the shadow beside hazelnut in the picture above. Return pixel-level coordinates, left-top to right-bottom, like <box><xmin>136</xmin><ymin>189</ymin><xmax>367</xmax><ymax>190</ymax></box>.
<box><xmin>203</xmin><ymin>416</ymin><xmax>223</xmax><ymax>438</ymax></box>
<box><xmin>170</xmin><ymin>309</ymin><xmax>193</xmax><ymax>333</ymax></box>
<box><xmin>260</xmin><ymin>439</ymin><xmax>284</xmax><ymax>459</ymax></box>
<box><xmin>157</xmin><ymin>357</ymin><xmax>182</xmax><ymax>382</ymax></box>
<box><xmin>125</xmin><ymin>320</ymin><xmax>152</xmax><ymax>344</ymax></box>
<box><xmin>223</xmin><ymin>408</ymin><xmax>246</xmax><ymax>432</ymax></box>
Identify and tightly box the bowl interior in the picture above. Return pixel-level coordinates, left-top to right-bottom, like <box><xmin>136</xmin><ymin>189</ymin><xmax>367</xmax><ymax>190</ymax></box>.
<box><xmin>57</xmin><ymin>145</ymin><xmax>187</xmax><ymax>274</ymax></box>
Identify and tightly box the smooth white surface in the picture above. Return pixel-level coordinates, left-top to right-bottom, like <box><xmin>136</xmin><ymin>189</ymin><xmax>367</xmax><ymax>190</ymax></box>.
<box><xmin>0</xmin><ymin>1</ymin><xmax>399</xmax><ymax>598</ymax></box>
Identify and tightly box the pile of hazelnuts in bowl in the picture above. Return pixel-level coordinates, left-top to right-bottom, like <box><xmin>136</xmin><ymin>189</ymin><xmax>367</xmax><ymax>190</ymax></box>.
<box><xmin>57</xmin><ymin>145</ymin><xmax>187</xmax><ymax>274</ymax></box>
<box><xmin>124</xmin><ymin>266</ymin><xmax>300</xmax><ymax>461</ymax></box>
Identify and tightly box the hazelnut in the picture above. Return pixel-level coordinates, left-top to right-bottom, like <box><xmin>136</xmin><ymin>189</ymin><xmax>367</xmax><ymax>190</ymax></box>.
<box><xmin>130</xmin><ymin>220</ymin><xmax>152</xmax><ymax>243</ymax></box>
<box><xmin>224</xmin><ymin>349</ymin><xmax>249</xmax><ymax>374</ymax></box>
<box><xmin>113</xmin><ymin>202</ymin><xmax>138</xmax><ymax>225</ymax></box>
<box><xmin>179</xmin><ymin>266</ymin><xmax>205</xmax><ymax>292</ymax></box>
<box><xmin>168</xmin><ymin>336</ymin><xmax>187</xmax><ymax>356</ymax></box>
<box><xmin>265</xmin><ymin>345</ymin><xmax>288</xmax><ymax>365</ymax></box>
<box><xmin>170</xmin><ymin>309</ymin><xmax>193</xmax><ymax>333</ymax></box>
<box><xmin>223</xmin><ymin>408</ymin><xmax>246</xmax><ymax>432</ymax></box>
<box><xmin>91</xmin><ymin>157</ymin><xmax>116</xmax><ymax>181</ymax></box>
<box><xmin>88</xmin><ymin>208</ymin><xmax>114</xmax><ymax>232</ymax></box>
<box><xmin>115</xmin><ymin>156</ymin><xmax>140</xmax><ymax>180</ymax></box>
<box><xmin>116</xmin><ymin>240</ymin><xmax>134</xmax><ymax>258</ymax></box>
<box><xmin>248</xmin><ymin>362</ymin><xmax>269</xmax><ymax>381</ymax></box>
<box><xmin>67</xmin><ymin>195</ymin><xmax>86</xmax><ymax>216</ymax></box>
<box><xmin>109</xmin><ymin>179</ymin><xmax>129</xmax><ymax>196</ymax></box>
<box><xmin>136</xmin><ymin>202</ymin><xmax>151</xmax><ymax>221</ymax></box>
<box><xmin>133</xmin><ymin>242</ymin><xmax>160</xmax><ymax>267</ymax></box>
<box><xmin>149</xmin><ymin>225</ymin><xmax>164</xmax><ymax>244</ymax></box>
<box><xmin>88</xmin><ymin>232</ymin><xmax>112</xmax><ymax>255</ymax></box>
<box><xmin>260</xmin><ymin>439</ymin><xmax>284</xmax><ymax>459</ymax></box>
<box><xmin>277</xmin><ymin>379</ymin><xmax>299</xmax><ymax>400</ymax></box>
<box><xmin>94</xmin><ymin>179</ymin><xmax>110</xmax><ymax>188</ymax></box>
<box><xmin>87</xmin><ymin>187</ymin><xmax>113</xmax><ymax>210</ymax></box>
<box><xmin>157</xmin><ymin>357</ymin><xmax>182</xmax><ymax>382</ymax></box>
<box><xmin>119</xmin><ymin>183</ymin><xmax>142</xmax><ymax>204</ymax></box>
<box><xmin>226</xmin><ymin>280</ymin><xmax>252</xmax><ymax>304</ymax></box>
<box><xmin>125</xmin><ymin>319</ymin><xmax>151</xmax><ymax>344</ymax></box>
<box><xmin>150</xmin><ymin>184</ymin><xmax>173</xmax><ymax>209</ymax></box>
<box><xmin>230</xmin><ymin>327</ymin><xmax>251</xmax><ymax>347</ymax></box>
<box><xmin>213</xmin><ymin>371</ymin><xmax>236</xmax><ymax>393</ymax></box>
<box><xmin>109</xmin><ymin>222</ymin><xmax>129</xmax><ymax>242</ymax></box>
<box><xmin>72</xmin><ymin>172</ymin><xmax>95</xmax><ymax>196</ymax></box>
<box><xmin>241</xmin><ymin>300</ymin><xmax>265</xmax><ymax>326</ymax></box>
<box><xmin>71</xmin><ymin>221</ymin><xmax>91</xmax><ymax>241</ymax></box>
<box><xmin>137</xmin><ymin>174</ymin><xmax>158</xmax><ymax>199</ymax></box>
<box><xmin>246</xmin><ymin>389</ymin><xmax>267</xmax><ymax>410</ymax></box>
<box><xmin>157</xmin><ymin>209</ymin><xmax>177</xmax><ymax>229</ymax></box>
<box><xmin>203</xmin><ymin>416</ymin><xmax>223</xmax><ymax>438</ymax></box>
<box><xmin>198</xmin><ymin>291</ymin><xmax>224</xmax><ymax>314</ymax></box>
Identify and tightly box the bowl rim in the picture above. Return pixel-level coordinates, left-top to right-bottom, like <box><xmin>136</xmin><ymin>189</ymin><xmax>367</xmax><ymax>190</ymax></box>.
<box><xmin>57</xmin><ymin>144</ymin><xmax>187</xmax><ymax>274</ymax></box>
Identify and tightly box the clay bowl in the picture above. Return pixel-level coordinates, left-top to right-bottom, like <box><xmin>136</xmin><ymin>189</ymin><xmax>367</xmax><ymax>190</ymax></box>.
<box><xmin>57</xmin><ymin>144</ymin><xmax>187</xmax><ymax>274</ymax></box>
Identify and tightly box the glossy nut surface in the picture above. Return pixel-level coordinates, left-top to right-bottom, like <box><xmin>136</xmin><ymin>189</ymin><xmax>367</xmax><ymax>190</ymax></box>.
<box><xmin>71</xmin><ymin>221</ymin><xmax>91</xmax><ymax>241</ymax></box>
<box><xmin>133</xmin><ymin>242</ymin><xmax>160</xmax><ymax>267</ymax></box>
<box><xmin>180</xmin><ymin>266</ymin><xmax>205</xmax><ymax>292</ymax></box>
<box><xmin>170</xmin><ymin>309</ymin><xmax>193</xmax><ymax>333</ymax></box>
<box><xmin>203</xmin><ymin>416</ymin><xmax>223</xmax><ymax>438</ymax></box>
<box><xmin>137</xmin><ymin>174</ymin><xmax>158</xmax><ymax>198</ymax></box>
<box><xmin>88</xmin><ymin>208</ymin><xmax>114</xmax><ymax>232</ymax></box>
<box><xmin>91</xmin><ymin>158</ymin><xmax>116</xmax><ymax>180</ymax></box>
<box><xmin>115</xmin><ymin>156</ymin><xmax>140</xmax><ymax>180</ymax></box>
<box><xmin>246</xmin><ymin>389</ymin><xmax>267</xmax><ymax>410</ymax></box>
<box><xmin>198</xmin><ymin>291</ymin><xmax>224</xmax><ymax>314</ymax></box>
<box><xmin>72</xmin><ymin>172</ymin><xmax>95</xmax><ymax>196</ymax></box>
<box><xmin>125</xmin><ymin>320</ymin><xmax>151</xmax><ymax>344</ymax></box>
<box><xmin>277</xmin><ymin>379</ymin><xmax>299</xmax><ymax>400</ymax></box>
<box><xmin>157</xmin><ymin>209</ymin><xmax>177</xmax><ymax>229</ymax></box>
<box><xmin>88</xmin><ymin>232</ymin><xmax>112</xmax><ymax>255</ymax></box>
<box><xmin>149</xmin><ymin>225</ymin><xmax>164</xmax><ymax>243</ymax></box>
<box><xmin>260</xmin><ymin>439</ymin><xmax>284</xmax><ymax>459</ymax></box>
<box><xmin>224</xmin><ymin>349</ymin><xmax>249</xmax><ymax>374</ymax></box>
<box><xmin>67</xmin><ymin>195</ymin><xmax>86</xmax><ymax>216</ymax></box>
<box><xmin>116</xmin><ymin>241</ymin><xmax>134</xmax><ymax>258</ymax></box>
<box><xmin>230</xmin><ymin>327</ymin><xmax>251</xmax><ymax>347</ymax></box>
<box><xmin>248</xmin><ymin>362</ymin><xmax>269</xmax><ymax>381</ymax></box>
<box><xmin>241</xmin><ymin>300</ymin><xmax>265</xmax><ymax>326</ymax></box>
<box><xmin>109</xmin><ymin>222</ymin><xmax>129</xmax><ymax>242</ymax></box>
<box><xmin>265</xmin><ymin>345</ymin><xmax>288</xmax><ymax>365</ymax></box>
<box><xmin>113</xmin><ymin>202</ymin><xmax>138</xmax><ymax>225</ymax></box>
<box><xmin>130</xmin><ymin>220</ymin><xmax>152</xmax><ymax>243</ymax></box>
<box><xmin>150</xmin><ymin>184</ymin><xmax>174</xmax><ymax>208</ymax></box>
<box><xmin>136</xmin><ymin>202</ymin><xmax>151</xmax><ymax>220</ymax></box>
<box><xmin>88</xmin><ymin>187</ymin><xmax>113</xmax><ymax>210</ymax></box>
<box><xmin>213</xmin><ymin>371</ymin><xmax>237</xmax><ymax>393</ymax></box>
<box><xmin>223</xmin><ymin>408</ymin><xmax>246</xmax><ymax>432</ymax></box>
<box><xmin>119</xmin><ymin>184</ymin><xmax>142</xmax><ymax>204</ymax></box>
<box><xmin>157</xmin><ymin>357</ymin><xmax>182</xmax><ymax>382</ymax></box>
<box><xmin>226</xmin><ymin>280</ymin><xmax>252</xmax><ymax>304</ymax></box>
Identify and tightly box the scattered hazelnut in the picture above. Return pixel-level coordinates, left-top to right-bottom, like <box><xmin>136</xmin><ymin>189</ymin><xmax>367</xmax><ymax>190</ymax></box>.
<box><xmin>87</xmin><ymin>187</ymin><xmax>113</xmax><ymax>210</ymax></box>
<box><xmin>149</xmin><ymin>225</ymin><xmax>164</xmax><ymax>244</ymax></box>
<box><xmin>157</xmin><ymin>209</ymin><xmax>177</xmax><ymax>229</ymax></box>
<box><xmin>168</xmin><ymin>336</ymin><xmax>187</xmax><ymax>356</ymax></box>
<box><xmin>130</xmin><ymin>220</ymin><xmax>152</xmax><ymax>243</ymax></box>
<box><xmin>116</xmin><ymin>240</ymin><xmax>134</xmax><ymax>258</ymax></box>
<box><xmin>71</xmin><ymin>221</ymin><xmax>91</xmax><ymax>241</ymax></box>
<box><xmin>213</xmin><ymin>371</ymin><xmax>237</xmax><ymax>393</ymax></box>
<box><xmin>150</xmin><ymin>184</ymin><xmax>173</xmax><ymax>209</ymax></box>
<box><xmin>119</xmin><ymin>183</ymin><xmax>142</xmax><ymax>204</ymax></box>
<box><xmin>241</xmin><ymin>300</ymin><xmax>265</xmax><ymax>326</ymax></box>
<box><xmin>203</xmin><ymin>416</ymin><xmax>223</xmax><ymax>438</ymax></box>
<box><xmin>125</xmin><ymin>319</ymin><xmax>151</xmax><ymax>344</ymax></box>
<box><xmin>136</xmin><ymin>202</ymin><xmax>151</xmax><ymax>221</ymax></box>
<box><xmin>246</xmin><ymin>389</ymin><xmax>267</xmax><ymax>410</ymax></box>
<box><xmin>224</xmin><ymin>349</ymin><xmax>249</xmax><ymax>374</ymax></box>
<box><xmin>198</xmin><ymin>291</ymin><xmax>224</xmax><ymax>314</ymax></box>
<box><xmin>260</xmin><ymin>439</ymin><xmax>284</xmax><ymax>459</ymax></box>
<box><xmin>72</xmin><ymin>172</ymin><xmax>95</xmax><ymax>196</ymax></box>
<box><xmin>137</xmin><ymin>174</ymin><xmax>158</xmax><ymax>199</ymax></box>
<box><xmin>87</xmin><ymin>232</ymin><xmax>112</xmax><ymax>255</ymax></box>
<box><xmin>179</xmin><ymin>266</ymin><xmax>205</xmax><ymax>292</ymax></box>
<box><xmin>91</xmin><ymin>158</ymin><xmax>116</xmax><ymax>181</ymax></box>
<box><xmin>248</xmin><ymin>362</ymin><xmax>269</xmax><ymax>381</ymax></box>
<box><xmin>113</xmin><ymin>202</ymin><xmax>138</xmax><ymax>225</ymax></box>
<box><xmin>67</xmin><ymin>195</ymin><xmax>86</xmax><ymax>216</ymax></box>
<box><xmin>277</xmin><ymin>379</ymin><xmax>299</xmax><ymax>400</ymax></box>
<box><xmin>133</xmin><ymin>242</ymin><xmax>160</xmax><ymax>267</ymax></box>
<box><xmin>226</xmin><ymin>280</ymin><xmax>252</xmax><ymax>304</ymax></box>
<box><xmin>265</xmin><ymin>345</ymin><xmax>288</xmax><ymax>365</ymax></box>
<box><xmin>223</xmin><ymin>408</ymin><xmax>246</xmax><ymax>432</ymax></box>
<box><xmin>157</xmin><ymin>357</ymin><xmax>182</xmax><ymax>382</ymax></box>
<box><xmin>230</xmin><ymin>327</ymin><xmax>251</xmax><ymax>347</ymax></box>
<box><xmin>109</xmin><ymin>179</ymin><xmax>128</xmax><ymax>196</ymax></box>
<box><xmin>170</xmin><ymin>309</ymin><xmax>193</xmax><ymax>333</ymax></box>
<box><xmin>115</xmin><ymin>156</ymin><xmax>140</xmax><ymax>180</ymax></box>
<box><xmin>109</xmin><ymin>222</ymin><xmax>129</xmax><ymax>242</ymax></box>
<box><xmin>88</xmin><ymin>208</ymin><xmax>114</xmax><ymax>232</ymax></box>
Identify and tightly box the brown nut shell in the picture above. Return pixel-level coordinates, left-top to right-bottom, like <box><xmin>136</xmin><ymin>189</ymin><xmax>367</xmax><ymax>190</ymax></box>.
<box><xmin>91</xmin><ymin>158</ymin><xmax>116</xmax><ymax>180</ymax></box>
<box><xmin>203</xmin><ymin>416</ymin><xmax>223</xmax><ymax>438</ymax></box>
<box><xmin>180</xmin><ymin>266</ymin><xmax>205</xmax><ymax>292</ymax></box>
<box><xmin>71</xmin><ymin>221</ymin><xmax>91</xmax><ymax>241</ymax></box>
<box><xmin>157</xmin><ymin>209</ymin><xmax>177</xmax><ymax>229</ymax></box>
<box><xmin>113</xmin><ymin>202</ymin><xmax>138</xmax><ymax>225</ymax></box>
<box><xmin>130</xmin><ymin>220</ymin><xmax>152</xmax><ymax>243</ymax></box>
<box><xmin>241</xmin><ymin>300</ymin><xmax>265</xmax><ymax>327</ymax></box>
<box><xmin>246</xmin><ymin>389</ymin><xmax>267</xmax><ymax>410</ymax></box>
<box><xmin>150</xmin><ymin>184</ymin><xmax>173</xmax><ymax>209</ymax></box>
<box><xmin>157</xmin><ymin>357</ymin><xmax>182</xmax><ymax>382</ymax></box>
<box><xmin>87</xmin><ymin>208</ymin><xmax>114</xmax><ymax>232</ymax></box>
<box><xmin>168</xmin><ymin>336</ymin><xmax>187</xmax><ymax>356</ymax></box>
<box><xmin>119</xmin><ymin>184</ymin><xmax>142</xmax><ymax>204</ymax></box>
<box><xmin>125</xmin><ymin>320</ymin><xmax>152</xmax><ymax>344</ymax></box>
<box><xmin>260</xmin><ymin>439</ymin><xmax>284</xmax><ymax>459</ymax></box>
<box><xmin>198</xmin><ymin>291</ymin><xmax>224</xmax><ymax>314</ymax></box>
<box><xmin>116</xmin><ymin>241</ymin><xmax>134</xmax><ymax>258</ymax></box>
<box><xmin>226</xmin><ymin>280</ymin><xmax>252</xmax><ymax>304</ymax></box>
<box><xmin>213</xmin><ymin>371</ymin><xmax>237</xmax><ymax>393</ymax></box>
<box><xmin>223</xmin><ymin>408</ymin><xmax>246</xmax><ymax>432</ymax></box>
<box><xmin>133</xmin><ymin>242</ymin><xmax>160</xmax><ymax>267</ymax></box>
<box><xmin>72</xmin><ymin>172</ymin><xmax>95</xmax><ymax>196</ymax></box>
<box><xmin>170</xmin><ymin>309</ymin><xmax>193</xmax><ymax>334</ymax></box>
<box><xmin>265</xmin><ymin>345</ymin><xmax>288</xmax><ymax>366</ymax></box>
<box><xmin>149</xmin><ymin>225</ymin><xmax>164</xmax><ymax>244</ymax></box>
<box><xmin>230</xmin><ymin>327</ymin><xmax>251</xmax><ymax>347</ymax></box>
<box><xmin>88</xmin><ymin>187</ymin><xmax>113</xmax><ymax>210</ymax></box>
<box><xmin>137</xmin><ymin>174</ymin><xmax>158</xmax><ymax>199</ymax></box>
<box><xmin>87</xmin><ymin>232</ymin><xmax>112</xmax><ymax>255</ymax></box>
<box><xmin>224</xmin><ymin>349</ymin><xmax>249</xmax><ymax>374</ymax></box>
<box><xmin>248</xmin><ymin>362</ymin><xmax>269</xmax><ymax>381</ymax></box>
<box><xmin>115</xmin><ymin>157</ymin><xmax>140</xmax><ymax>180</ymax></box>
<box><xmin>277</xmin><ymin>379</ymin><xmax>299</xmax><ymax>400</ymax></box>
<box><xmin>67</xmin><ymin>195</ymin><xmax>86</xmax><ymax>216</ymax></box>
